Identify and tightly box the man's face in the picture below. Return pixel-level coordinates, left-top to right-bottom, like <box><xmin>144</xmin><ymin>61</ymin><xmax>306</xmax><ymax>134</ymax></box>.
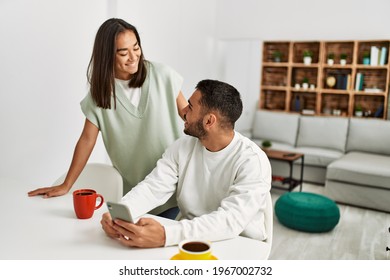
<box><xmin>114</xmin><ymin>30</ymin><xmax>142</xmax><ymax>80</ymax></box>
<box><xmin>183</xmin><ymin>90</ymin><xmax>207</xmax><ymax>138</ymax></box>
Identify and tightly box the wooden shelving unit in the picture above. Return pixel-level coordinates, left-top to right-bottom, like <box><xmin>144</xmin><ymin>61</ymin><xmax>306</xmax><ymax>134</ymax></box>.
<box><xmin>260</xmin><ymin>40</ymin><xmax>390</xmax><ymax>119</ymax></box>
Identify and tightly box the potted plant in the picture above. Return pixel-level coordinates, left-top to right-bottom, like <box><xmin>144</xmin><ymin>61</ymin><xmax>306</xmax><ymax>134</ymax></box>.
<box><xmin>355</xmin><ymin>104</ymin><xmax>363</xmax><ymax>117</ymax></box>
<box><xmin>261</xmin><ymin>140</ymin><xmax>272</xmax><ymax>150</ymax></box>
<box><xmin>303</xmin><ymin>50</ymin><xmax>313</xmax><ymax>65</ymax></box>
<box><xmin>340</xmin><ymin>53</ymin><xmax>347</xmax><ymax>65</ymax></box>
<box><xmin>302</xmin><ymin>77</ymin><xmax>309</xmax><ymax>89</ymax></box>
<box><xmin>327</xmin><ymin>53</ymin><xmax>335</xmax><ymax>65</ymax></box>
<box><xmin>272</xmin><ymin>50</ymin><xmax>283</xmax><ymax>62</ymax></box>
<box><xmin>362</xmin><ymin>51</ymin><xmax>370</xmax><ymax>65</ymax></box>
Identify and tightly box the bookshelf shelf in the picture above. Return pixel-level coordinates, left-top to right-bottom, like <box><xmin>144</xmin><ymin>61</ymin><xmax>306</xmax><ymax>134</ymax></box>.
<box><xmin>260</xmin><ymin>40</ymin><xmax>390</xmax><ymax>119</ymax></box>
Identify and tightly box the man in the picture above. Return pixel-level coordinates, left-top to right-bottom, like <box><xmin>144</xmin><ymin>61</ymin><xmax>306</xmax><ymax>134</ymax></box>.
<box><xmin>101</xmin><ymin>79</ymin><xmax>271</xmax><ymax>248</ymax></box>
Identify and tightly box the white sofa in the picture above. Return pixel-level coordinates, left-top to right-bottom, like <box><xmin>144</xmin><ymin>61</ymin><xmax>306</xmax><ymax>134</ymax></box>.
<box><xmin>249</xmin><ymin>110</ymin><xmax>390</xmax><ymax>212</ymax></box>
<box><xmin>325</xmin><ymin>118</ymin><xmax>390</xmax><ymax>212</ymax></box>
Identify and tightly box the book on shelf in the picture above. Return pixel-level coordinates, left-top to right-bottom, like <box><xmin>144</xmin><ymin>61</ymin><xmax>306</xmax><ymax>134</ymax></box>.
<box><xmin>355</xmin><ymin>73</ymin><xmax>364</xmax><ymax>91</ymax></box>
<box><xmin>364</xmin><ymin>88</ymin><xmax>382</xmax><ymax>93</ymax></box>
<box><xmin>380</xmin><ymin>47</ymin><xmax>387</xmax><ymax>65</ymax></box>
<box><xmin>359</xmin><ymin>74</ymin><xmax>364</xmax><ymax>90</ymax></box>
<box><xmin>336</xmin><ymin>74</ymin><xmax>343</xmax><ymax>89</ymax></box>
<box><xmin>354</xmin><ymin>73</ymin><xmax>360</xmax><ymax>90</ymax></box>
<box><xmin>370</xmin><ymin>46</ymin><xmax>379</xmax><ymax>66</ymax></box>
<box><xmin>346</xmin><ymin>74</ymin><xmax>351</xmax><ymax>90</ymax></box>
<box><xmin>341</xmin><ymin>74</ymin><xmax>348</xmax><ymax>90</ymax></box>
<box><xmin>335</xmin><ymin>73</ymin><xmax>349</xmax><ymax>90</ymax></box>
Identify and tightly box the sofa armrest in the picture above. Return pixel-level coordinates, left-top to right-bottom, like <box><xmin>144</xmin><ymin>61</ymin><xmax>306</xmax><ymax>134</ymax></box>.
<box><xmin>346</xmin><ymin>118</ymin><xmax>390</xmax><ymax>155</ymax></box>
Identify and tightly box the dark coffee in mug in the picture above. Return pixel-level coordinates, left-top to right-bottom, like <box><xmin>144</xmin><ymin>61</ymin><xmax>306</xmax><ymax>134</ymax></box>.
<box><xmin>76</xmin><ymin>192</ymin><xmax>94</xmax><ymax>196</ymax></box>
<box><xmin>182</xmin><ymin>241</ymin><xmax>210</xmax><ymax>252</ymax></box>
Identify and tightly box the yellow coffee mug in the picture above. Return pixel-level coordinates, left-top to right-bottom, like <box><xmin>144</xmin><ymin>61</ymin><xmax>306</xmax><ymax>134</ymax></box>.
<box><xmin>178</xmin><ymin>240</ymin><xmax>212</xmax><ymax>260</ymax></box>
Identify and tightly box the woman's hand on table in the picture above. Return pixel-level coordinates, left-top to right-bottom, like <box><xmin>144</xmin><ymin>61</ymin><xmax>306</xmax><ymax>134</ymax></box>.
<box><xmin>27</xmin><ymin>183</ymin><xmax>70</xmax><ymax>198</ymax></box>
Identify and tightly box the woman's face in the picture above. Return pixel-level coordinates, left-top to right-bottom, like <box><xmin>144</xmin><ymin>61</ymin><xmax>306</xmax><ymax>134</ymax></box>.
<box><xmin>114</xmin><ymin>30</ymin><xmax>142</xmax><ymax>80</ymax></box>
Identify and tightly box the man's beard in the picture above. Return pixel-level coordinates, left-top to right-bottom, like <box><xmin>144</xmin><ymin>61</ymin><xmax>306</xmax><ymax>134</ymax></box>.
<box><xmin>184</xmin><ymin>117</ymin><xmax>207</xmax><ymax>139</ymax></box>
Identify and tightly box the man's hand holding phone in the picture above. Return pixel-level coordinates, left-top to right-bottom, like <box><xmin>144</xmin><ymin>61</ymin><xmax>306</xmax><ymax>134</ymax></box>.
<box><xmin>101</xmin><ymin>202</ymin><xmax>166</xmax><ymax>248</ymax></box>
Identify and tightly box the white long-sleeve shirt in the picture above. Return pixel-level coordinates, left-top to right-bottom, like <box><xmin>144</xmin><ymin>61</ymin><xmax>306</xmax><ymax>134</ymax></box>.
<box><xmin>121</xmin><ymin>131</ymin><xmax>272</xmax><ymax>246</ymax></box>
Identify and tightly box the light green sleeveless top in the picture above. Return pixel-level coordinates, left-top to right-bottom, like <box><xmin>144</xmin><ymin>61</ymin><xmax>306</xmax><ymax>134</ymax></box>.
<box><xmin>80</xmin><ymin>61</ymin><xmax>183</xmax><ymax>214</ymax></box>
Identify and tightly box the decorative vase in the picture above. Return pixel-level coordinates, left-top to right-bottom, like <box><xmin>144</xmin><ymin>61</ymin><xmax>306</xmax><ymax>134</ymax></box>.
<box><xmin>327</xmin><ymin>59</ymin><xmax>334</xmax><ymax>66</ymax></box>
<box><xmin>302</xmin><ymin>83</ymin><xmax>309</xmax><ymax>90</ymax></box>
<box><xmin>340</xmin><ymin>59</ymin><xmax>347</xmax><ymax>65</ymax></box>
<box><xmin>294</xmin><ymin>96</ymin><xmax>301</xmax><ymax>112</ymax></box>
<box><xmin>355</xmin><ymin>111</ymin><xmax>363</xmax><ymax>117</ymax></box>
<box><xmin>303</xmin><ymin>56</ymin><xmax>312</xmax><ymax>65</ymax></box>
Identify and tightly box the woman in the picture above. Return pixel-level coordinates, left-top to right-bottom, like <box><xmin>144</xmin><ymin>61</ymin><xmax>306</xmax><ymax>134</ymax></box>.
<box><xmin>28</xmin><ymin>18</ymin><xmax>187</xmax><ymax>217</ymax></box>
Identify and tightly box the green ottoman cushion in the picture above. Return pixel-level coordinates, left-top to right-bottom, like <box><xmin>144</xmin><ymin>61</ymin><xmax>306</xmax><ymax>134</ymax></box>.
<box><xmin>275</xmin><ymin>192</ymin><xmax>340</xmax><ymax>232</ymax></box>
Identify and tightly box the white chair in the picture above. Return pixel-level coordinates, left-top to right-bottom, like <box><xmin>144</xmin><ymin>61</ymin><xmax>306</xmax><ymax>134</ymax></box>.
<box><xmin>263</xmin><ymin>192</ymin><xmax>273</xmax><ymax>259</ymax></box>
<box><xmin>53</xmin><ymin>163</ymin><xmax>123</xmax><ymax>202</ymax></box>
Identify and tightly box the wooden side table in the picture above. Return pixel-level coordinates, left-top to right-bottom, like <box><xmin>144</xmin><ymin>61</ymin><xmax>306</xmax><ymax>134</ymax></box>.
<box><xmin>263</xmin><ymin>149</ymin><xmax>305</xmax><ymax>192</ymax></box>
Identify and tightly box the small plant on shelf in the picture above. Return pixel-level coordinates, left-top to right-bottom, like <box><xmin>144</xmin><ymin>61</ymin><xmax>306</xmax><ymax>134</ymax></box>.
<box><xmin>340</xmin><ymin>53</ymin><xmax>347</xmax><ymax>65</ymax></box>
<box><xmin>355</xmin><ymin>104</ymin><xmax>363</xmax><ymax>117</ymax></box>
<box><xmin>261</xmin><ymin>140</ymin><xmax>272</xmax><ymax>149</ymax></box>
<box><xmin>327</xmin><ymin>53</ymin><xmax>335</xmax><ymax>65</ymax></box>
<box><xmin>302</xmin><ymin>77</ymin><xmax>309</xmax><ymax>89</ymax></box>
<box><xmin>303</xmin><ymin>50</ymin><xmax>313</xmax><ymax>57</ymax></box>
<box><xmin>272</xmin><ymin>50</ymin><xmax>283</xmax><ymax>62</ymax></box>
<box><xmin>303</xmin><ymin>50</ymin><xmax>313</xmax><ymax>65</ymax></box>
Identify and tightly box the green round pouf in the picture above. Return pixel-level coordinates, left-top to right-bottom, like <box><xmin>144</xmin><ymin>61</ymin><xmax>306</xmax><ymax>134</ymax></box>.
<box><xmin>275</xmin><ymin>192</ymin><xmax>340</xmax><ymax>233</ymax></box>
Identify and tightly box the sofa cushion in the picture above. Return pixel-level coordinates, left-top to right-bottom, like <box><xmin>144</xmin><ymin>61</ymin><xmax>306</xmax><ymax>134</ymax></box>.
<box><xmin>326</xmin><ymin>152</ymin><xmax>390</xmax><ymax>190</ymax></box>
<box><xmin>252</xmin><ymin>110</ymin><xmax>299</xmax><ymax>146</ymax></box>
<box><xmin>293</xmin><ymin>146</ymin><xmax>344</xmax><ymax>167</ymax></box>
<box><xmin>346</xmin><ymin>118</ymin><xmax>390</xmax><ymax>156</ymax></box>
<box><xmin>296</xmin><ymin>116</ymin><xmax>349</xmax><ymax>152</ymax></box>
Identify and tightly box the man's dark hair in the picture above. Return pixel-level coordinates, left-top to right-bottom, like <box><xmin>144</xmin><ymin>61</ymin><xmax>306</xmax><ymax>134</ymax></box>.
<box><xmin>196</xmin><ymin>79</ymin><xmax>243</xmax><ymax>129</ymax></box>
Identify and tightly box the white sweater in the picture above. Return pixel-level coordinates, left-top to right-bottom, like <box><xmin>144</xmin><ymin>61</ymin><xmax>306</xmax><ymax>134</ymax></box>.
<box><xmin>121</xmin><ymin>132</ymin><xmax>272</xmax><ymax>246</ymax></box>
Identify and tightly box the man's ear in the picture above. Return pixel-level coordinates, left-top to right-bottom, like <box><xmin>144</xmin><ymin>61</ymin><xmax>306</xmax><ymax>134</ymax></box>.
<box><xmin>203</xmin><ymin>113</ymin><xmax>217</xmax><ymax>129</ymax></box>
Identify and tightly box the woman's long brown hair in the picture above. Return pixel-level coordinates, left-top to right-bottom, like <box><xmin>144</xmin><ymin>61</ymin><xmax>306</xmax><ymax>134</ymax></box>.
<box><xmin>87</xmin><ymin>18</ymin><xmax>147</xmax><ymax>109</ymax></box>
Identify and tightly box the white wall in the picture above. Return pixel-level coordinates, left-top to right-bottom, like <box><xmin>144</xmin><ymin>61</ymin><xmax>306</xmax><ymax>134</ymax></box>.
<box><xmin>1</xmin><ymin>0</ymin><xmax>390</xmax><ymax>185</ymax></box>
<box><xmin>216</xmin><ymin>0</ymin><xmax>390</xmax><ymax>40</ymax></box>
<box><xmin>0</xmin><ymin>0</ymin><xmax>108</xmax><ymax>184</ymax></box>
<box><xmin>115</xmin><ymin>0</ymin><xmax>218</xmax><ymax>96</ymax></box>
<box><xmin>214</xmin><ymin>40</ymin><xmax>261</xmax><ymax>133</ymax></box>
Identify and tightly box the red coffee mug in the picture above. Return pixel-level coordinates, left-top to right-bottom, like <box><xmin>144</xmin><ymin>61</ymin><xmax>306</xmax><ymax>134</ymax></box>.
<box><xmin>73</xmin><ymin>189</ymin><xmax>104</xmax><ymax>219</ymax></box>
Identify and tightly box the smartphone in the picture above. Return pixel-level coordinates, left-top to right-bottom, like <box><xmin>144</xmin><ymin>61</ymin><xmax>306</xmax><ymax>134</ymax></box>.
<box><xmin>106</xmin><ymin>201</ymin><xmax>134</xmax><ymax>223</ymax></box>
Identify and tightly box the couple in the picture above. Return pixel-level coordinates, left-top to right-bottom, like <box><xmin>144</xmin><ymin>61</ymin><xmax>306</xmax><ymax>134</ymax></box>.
<box><xmin>28</xmin><ymin>18</ymin><xmax>271</xmax><ymax>248</ymax></box>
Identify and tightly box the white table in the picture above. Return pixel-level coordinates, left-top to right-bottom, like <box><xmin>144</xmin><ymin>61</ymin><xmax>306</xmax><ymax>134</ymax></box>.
<box><xmin>0</xmin><ymin>177</ymin><xmax>270</xmax><ymax>260</ymax></box>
